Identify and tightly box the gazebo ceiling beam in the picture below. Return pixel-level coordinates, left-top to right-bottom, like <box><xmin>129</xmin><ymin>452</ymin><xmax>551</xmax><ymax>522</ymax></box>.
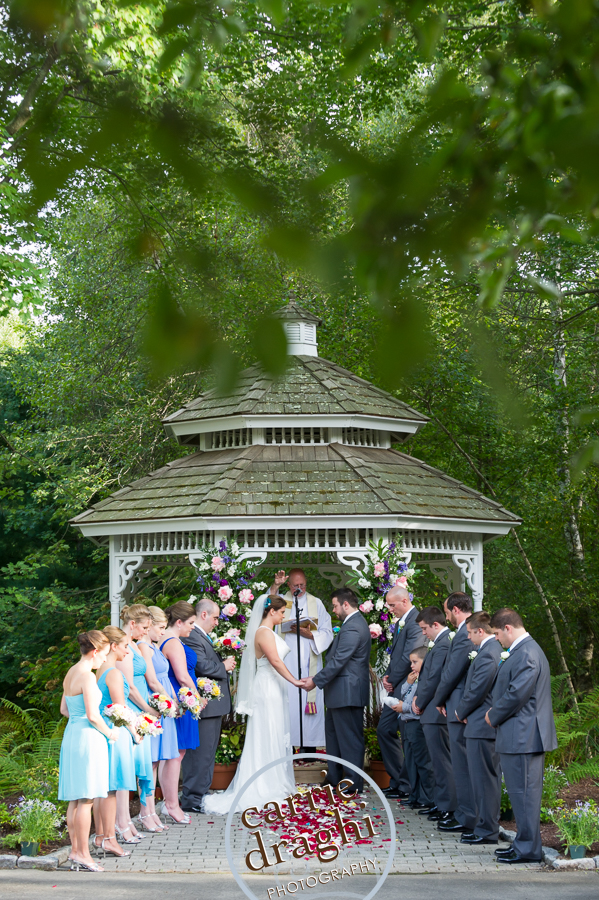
<box><xmin>165</xmin><ymin>413</ymin><xmax>423</xmax><ymax>440</ymax></box>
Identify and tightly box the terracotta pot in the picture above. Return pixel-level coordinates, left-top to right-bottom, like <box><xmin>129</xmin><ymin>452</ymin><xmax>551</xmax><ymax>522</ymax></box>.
<box><xmin>368</xmin><ymin>759</ymin><xmax>391</xmax><ymax>789</ymax></box>
<box><xmin>211</xmin><ymin>762</ymin><xmax>238</xmax><ymax>790</ymax></box>
<box><xmin>154</xmin><ymin>786</ymin><xmax>164</xmax><ymax>801</ymax></box>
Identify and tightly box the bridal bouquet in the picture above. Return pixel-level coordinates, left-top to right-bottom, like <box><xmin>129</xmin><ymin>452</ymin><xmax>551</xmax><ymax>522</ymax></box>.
<box><xmin>177</xmin><ymin>686</ymin><xmax>203</xmax><ymax>719</ymax></box>
<box><xmin>148</xmin><ymin>692</ymin><xmax>178</xmax><ymax>718</ymax></box>
<box><xmin>192</xmin><ymin>539</ymin><xmax>268</xmax><ymax>642</ymax></box>
<box><xmin>104</xmin><ymin>703</ymin><xmax>136</xmax><ymax>728</ymax></box>
<box><xmin>135</xmin><ymin>713</ymin><xmax>163</xmax><ymax>738</ymax></box>
<box><xmin>196</xmin><ymin>677</ymin><xmax>222</xmax><ymax>702</ymax></box>
<box><xmin>347</xmin><ymin>538</ymin><xmax>418</xmax><ymax>669</ymax></box>
<box><xmin>213</xmin><ymin>628</ymin><xmax>246</xmax><ymax>663</ymax></box>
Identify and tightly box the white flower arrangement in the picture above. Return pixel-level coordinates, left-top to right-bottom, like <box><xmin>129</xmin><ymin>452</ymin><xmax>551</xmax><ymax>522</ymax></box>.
<box><xmin>468</xmin><ymin>650</ymin><xmax>478</xmax><ymax>661</ymax></box>
<box><xmin>375</xmin><ymin>598</ymin><xmax>385</xmax><ymax>611</ymax></box>
<box><xmin>358</xmin><ymin>577</ymin><xmax>370</xmax><ymax>589</ymax></box>
<box><xmin>448</xmin><ymin>632</ymin><xmax>455</xmax><ymax>641</ymax></box>
<box><xmin>500</xmin><ymin>650</ymin><xmax>510</xmax><ymax>660</ymax></box>
<box><xmin>427</xmin><ymin>640</ymin><xmax>435</xmax><ymax>649</ymax></box>
<box><xmin>253</xmin><ymin>581</ymin><xmax>267</xmax><ymax>591</ymax></box>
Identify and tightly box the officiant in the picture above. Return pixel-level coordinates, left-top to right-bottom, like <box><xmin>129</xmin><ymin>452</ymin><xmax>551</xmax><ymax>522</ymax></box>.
<box><xmin>269</xmin><ymin>569</ymin><xmax>333</xmax><ymax>750</ymax></box>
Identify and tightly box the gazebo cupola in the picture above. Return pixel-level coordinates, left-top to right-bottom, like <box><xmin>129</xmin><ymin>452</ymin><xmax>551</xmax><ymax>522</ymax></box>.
<box><xmin>71</xmin><ymin>300</ymin><xmax>520</xmax><ymax>624</ymax></box>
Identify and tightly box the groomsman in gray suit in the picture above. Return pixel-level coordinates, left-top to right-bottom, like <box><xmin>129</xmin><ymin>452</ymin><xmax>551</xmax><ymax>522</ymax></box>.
<box><xmin>304</xmin><ymin>588</ymin><xmax>371</xmax><ymax>793</ymax></box>
<box><xmin>433</xmin><ymin>592</ymin><xmax>477</xmax><ymax>835</ymax></box>
<box><xmin>377</xmin><ymin>586</ymin><xmax>426</xmax><ymax>800</ymax></box>
<box><xmin>486</xmin><ymin>608</ymin><xmax>558</xmax><ymax>864</ymax></box>
<box><xmin>455</xmin><ymin>611</ymin><xmax>502</xmax><ymax>845</ymax></box>
<box><xmin>413</xmin><ymin>606</ymin><xmax>457</xmax><ymax>822</ymax></box>
<box><xmin>181</xmin><ymin>598</ymin><xmax>235</xmax><ymax>812</ymax></box>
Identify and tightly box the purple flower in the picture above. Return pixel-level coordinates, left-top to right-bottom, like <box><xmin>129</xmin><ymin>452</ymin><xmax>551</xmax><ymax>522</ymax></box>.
<box><xmin>219</xmin><ymin>611</ymin><xmax>228</xmax><ymax>619</ymax></box>
<box><xmin>380</xmin><ymin>613</ymin><xmax>388</xmax><ymax>621</ymax></box>
<box><xmin>389</xmin><ymin>542</ymin><xmax>396</xmax><ymax>551</ymax></box>
<box><xmin>219</xmin><ymin>579</ymin><xmax>228</xmax><ymax>586</ymax></box>
<box><xmin>212</xmin><ymin>572</ymin><xmax>220</xmax><ymax>581</ymax></box>
<box><xmin>238</xmin><ymin>615</ymin><xmax>246</xmax><ymax>623</ymax></box>
<box><xmin>219</xmin><ymin>539</ymin><xmax>227</xmax><ymax>552</ymax></box>
<box><xmin>409</xmin><ymin>592</ymin><xmax>414</xmax><ymax>601</ymax></box>
<box><xmin>378</xmin><ymin>634</ymin><xmax>386</xmax><ymax>642</ymax></box>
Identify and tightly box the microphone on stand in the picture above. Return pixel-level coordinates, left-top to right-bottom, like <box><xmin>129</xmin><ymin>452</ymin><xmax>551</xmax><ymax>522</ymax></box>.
<box><xmin>293</xmin><ymin>587</ymin><xmax>304</xmax><ymax>752</ymax></box>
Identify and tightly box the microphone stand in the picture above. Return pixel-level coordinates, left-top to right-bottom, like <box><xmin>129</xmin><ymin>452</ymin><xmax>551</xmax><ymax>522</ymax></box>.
<box><xmin>293</xmin><ymin>587</ymin><xmax>304</xmax><ymax>752</ymax></box>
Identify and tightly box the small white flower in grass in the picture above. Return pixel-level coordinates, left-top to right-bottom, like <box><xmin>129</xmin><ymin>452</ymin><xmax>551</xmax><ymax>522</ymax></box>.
<box><xmin>468</xmin><ymin>650</ymin><xmax>478</xmax><ymax>661</ymax></box>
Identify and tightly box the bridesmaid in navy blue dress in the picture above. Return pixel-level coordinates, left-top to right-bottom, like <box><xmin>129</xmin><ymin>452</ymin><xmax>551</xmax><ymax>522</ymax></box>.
<box><xmin>159</xmin><ymin>600</ymin><xmax>207</xmax><ymax>824</ymax></box>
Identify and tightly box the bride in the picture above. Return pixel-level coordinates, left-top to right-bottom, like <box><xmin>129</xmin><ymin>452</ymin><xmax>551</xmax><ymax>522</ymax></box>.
<box><xmin>203</xmin><ymin>594</ymin><xmax>304</xmax><ymax>815</ymax></box>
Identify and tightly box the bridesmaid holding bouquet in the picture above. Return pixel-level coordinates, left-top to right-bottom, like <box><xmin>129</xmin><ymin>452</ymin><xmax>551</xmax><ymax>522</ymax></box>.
<box><xmin>95</xmin><ymin>626</ymin><xmax>139</xmax><ymax>857</ymax></box>
<box><xmin>137</xmin><ymin>605</ymin><xmax>179</xmax><ymax>828</ymax></box>
<box><xmin>159</xmin><ymin>601</ymin><xmax>206</xmax><ymax>824</ymax></box>
<box><xmin>59</xmin><ymin>630</ymin><xmax>115</xmax><ymax>873</ymax></box>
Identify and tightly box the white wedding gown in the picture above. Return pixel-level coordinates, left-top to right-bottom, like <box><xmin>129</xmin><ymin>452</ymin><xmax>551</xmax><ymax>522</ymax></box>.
<box><xmin>203</xmin><ymin>628</ymin><xmax>296</xmax><ymax>815</ymax></box>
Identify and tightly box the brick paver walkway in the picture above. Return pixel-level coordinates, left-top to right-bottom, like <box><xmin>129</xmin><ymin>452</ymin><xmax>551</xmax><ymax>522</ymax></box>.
<box><xmin>87</xmin><ymin>786</ymin><xmax>541</xmax><ymax>876</ymax></box>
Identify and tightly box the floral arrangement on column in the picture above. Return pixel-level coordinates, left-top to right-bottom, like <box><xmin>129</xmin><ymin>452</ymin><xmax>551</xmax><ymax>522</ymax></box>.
<box><xmin>192</xmin><ymin>539</ymin><xmax>268</xmax><ymax>641</ymax></box>
<box><xmin>347</xmin><ymin>539</ymin><xmax>418</xmax><ymax>669</ymax></box>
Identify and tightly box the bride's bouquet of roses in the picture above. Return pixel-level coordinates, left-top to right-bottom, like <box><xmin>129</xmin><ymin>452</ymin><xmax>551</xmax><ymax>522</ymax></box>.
<box><xmin>104</xmin><ymin>703</ymin><xmax>136</xmax><ymax>728</ymax></box>
<box><xmin>212</xmin><ymin>628</ymin><xmax>246</xmax><ymax>665</ymax></box>
<box><xmin>148</xmin><ymin>692</ymin><xmax>178</xmax><ymax>718</ymax></box>
<box><xmin>196</xmin><ymin>677</ymin><xmax>222</xmax><ymax>703</ymax></box>
<box><xmin>177</xmin><ymin>686</ymin><xmax>203</xmax><ymax>720</ymax></box>
<box><xmin>135</xmin><ymin>713</ymin><xmax>163</xmax><ymax>738</ymax></box>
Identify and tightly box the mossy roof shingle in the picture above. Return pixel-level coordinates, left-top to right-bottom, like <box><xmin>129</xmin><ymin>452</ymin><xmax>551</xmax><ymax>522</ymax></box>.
<box><xmin>72</xmin><ymin>444</ymin><xmax>519</xmax><ymax>526</ymax></box>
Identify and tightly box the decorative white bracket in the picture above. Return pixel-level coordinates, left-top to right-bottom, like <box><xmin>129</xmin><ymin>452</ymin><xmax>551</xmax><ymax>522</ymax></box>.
<box><xmin>335</xmin><ymin>550</ymin><xmax>369</xmax><ymax>571</ymax></box>
<box><xmin>451</xmin><ymin>553</ymin><xmax>483</xmax><ymax>610</ymax></box>
<box><xmin>109</xmin><ymin>541</ymin><xmax>146</xmax><ymax>624</ymax></box>
<box><xmin>427</xmin><ymin>560</ymin><xmax>464</xmax><ymax>595</ymax></box>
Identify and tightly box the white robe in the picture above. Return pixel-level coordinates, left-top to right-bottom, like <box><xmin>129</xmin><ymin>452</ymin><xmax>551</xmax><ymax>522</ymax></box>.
<box><xmin>283</xmin><ymin>593</ymin><xmax>333</xmax><ymax>747</ymax></box>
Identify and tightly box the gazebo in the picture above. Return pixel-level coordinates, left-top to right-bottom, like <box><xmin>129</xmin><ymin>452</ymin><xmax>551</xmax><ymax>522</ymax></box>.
<box><xmin>71</xmin><ymin>301</ymin><xmax>520</xmax><ymax>625</ymax></box>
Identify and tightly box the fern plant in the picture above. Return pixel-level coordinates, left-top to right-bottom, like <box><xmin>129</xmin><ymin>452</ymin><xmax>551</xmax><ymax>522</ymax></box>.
<box><xmin>0</xmin><ymin>699</ymin><xmax>65</xmax><ymax>804</ymax></box>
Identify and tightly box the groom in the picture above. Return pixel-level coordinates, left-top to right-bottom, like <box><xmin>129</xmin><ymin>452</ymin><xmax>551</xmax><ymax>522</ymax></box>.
<box><xmin>303</xmin><ymin>588</ymin><xmax>370</xmax><ymax>793</ymax></box>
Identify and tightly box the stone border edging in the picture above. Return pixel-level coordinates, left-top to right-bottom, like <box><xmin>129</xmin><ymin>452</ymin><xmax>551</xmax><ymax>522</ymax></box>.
<box><xmin>0</xmin><ymin>845</ymin><xmax>71</xmax><ymax>870</ymax></box>
<box><xmin>500</xmin><ymin>825</ymin><xmax>599</xmax><ymax>870</ymax></box>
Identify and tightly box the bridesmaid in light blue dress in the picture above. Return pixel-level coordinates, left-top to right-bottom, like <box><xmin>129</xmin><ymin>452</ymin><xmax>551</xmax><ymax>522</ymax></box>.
<box><xmin>94</xmin><ymin>626</ymin><xmax>138</xmax><ymax>859</ymax></box>
<box><xmin>138</xmin><ymin>606</ymin><xmax>179</xmax><ymax>832</ymax></box>
<box><xmin>59</xmin><ymin>630</ymin><xmax>114</xmax><ymax>872</ymax></box>
<box><xmin>117</xmin><ymin>604</ymin><xmax>159</xmax><ymax>837</ymax></box>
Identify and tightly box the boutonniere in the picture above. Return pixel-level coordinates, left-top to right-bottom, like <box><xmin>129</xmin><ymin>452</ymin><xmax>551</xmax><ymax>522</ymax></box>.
<box><xmin>427</xmin><ymin>640</ymin><xmax>435</xmax><ymax>650</ymax></box>
<box><xmin>448</xmin><ymin>632</ymin><xmax>455</xmax><ymax>641</ymax></box>
<box><xmin>498</xmin><ymin>650</ymin><xmax>510</xmax><ymax>665</ymax></box>
<box><xmin>468</xmin><ymin>650</ymin><xmax>478</xmax><ymax>661</ymax></box>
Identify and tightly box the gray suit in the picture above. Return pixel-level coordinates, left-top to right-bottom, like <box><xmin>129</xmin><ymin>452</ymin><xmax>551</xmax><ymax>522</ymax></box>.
<box><xmin>455</xmin><ymin>637</ymin><xmax>502</xmax><ymax>839</ymax></box>
<box><xmin>181</xmin><ymin>625</ymin><xmax>232</xmax><ymax>808</ymax></box>
<box><xmin>433</xmin><ymin>624</ymin><xmax>477</xmax><ymax>829</ymax></box>
<box><xmin>488</xmin><ymin>635</ymin><xmax>557</xmax><ymax>859</ymax></box>
<box><xmin>415</xmin><ymin>630</ymin><xmax>457</xmax><ymax>812</ymax></box>
<box><xmin>377</xmin><ymin>606</ymin><xmax>425</xmax><ymax>792</ymax></box>
<box><xmin>313</xmin><ymin>611</ymin><xmax>371</xmax><ymax>791</ymax></box>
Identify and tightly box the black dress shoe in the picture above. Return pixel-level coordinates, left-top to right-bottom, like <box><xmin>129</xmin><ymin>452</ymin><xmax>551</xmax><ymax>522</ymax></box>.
<box><xmin>385</xmin><ymin>790</ymin><xmax>409</xmax><ymax>800</ymax></box>
<box><xmin>181</xmin><ymin>805</ymin><xmax>204</xmax><ymax>813</ymax></box>
<box><xmin>428</xmin><ymin>809</ymin><xmax>446</xmax><ymax>821</ymax></box>
<box><xmin>460</xmin><ymin>834</ymin><xmax>498</xmax><ymax>845</ymax></box>
<box><xmin>438</xmin><ymin>817</ymin><xmax>472</xmax><ymax>832</ymax></box>
<box><xmin>497</xmin><ymin>849</ymin><xmax>542</xmax><ymax>864</ymax></box>
<box><xmin>495</xmin><ymin>846</ymin><xmax>514</xmax><ymax>856</ymax></box>
<box><xmin>419</xmin><ymin>805</ymin><xmax>437</xmax><ymax>816</ymax></box>
<box><xmin>382</xmin><ymin>786</ymin><xmax>408</xmax><ymax>796</ymax></box>
<box><xmin>410</xmin><ymin>801</ymin><xmax>434</xmax><ymax>810</ymax></box>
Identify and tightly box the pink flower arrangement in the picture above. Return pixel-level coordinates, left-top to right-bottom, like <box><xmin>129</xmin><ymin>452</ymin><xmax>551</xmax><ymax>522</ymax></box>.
<box><xmin>359</xmin><ymin>600</ymin><xmax>374</xmax><ymax>613</ymax></box>
<box><xmin>177</xmin><ymin>687</ymin><xmax>203</xmax><ymax>720</ymax></box>
<box><xmin>211</xmin><ymin>556</ymin><xmax>226</xmax><ymax>572</ymax></box>
<box><xmin>239</xmin><ymin>588</ymin><xmax>254</xmax><ymax>605</ymax></box>
<box><xmin>218</xmin><ymin>586</ymin><xmax>233</xmax><ymax>601</ymax></box>
<box><xmin>373</xmin><ymin>562</ymin><xmax>386</xmax><ymax>577</ymax></box>
<box><xmin>222</xmin><ymin>601</ymin><xmax>238</xmax><ymax>616</ymax></box>
<box><xmin>395</xmin><ymin>575</ymin><xmax>408</xmax><ymax>588</ymax></box>
<box><xmin>369</xmin><ymin>623</ymin><xmax>383</xmax><ymax>638</ymax></box>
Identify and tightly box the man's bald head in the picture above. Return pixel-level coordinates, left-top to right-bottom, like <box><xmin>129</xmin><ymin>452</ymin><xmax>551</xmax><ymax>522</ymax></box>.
<box><xmin>385</xmin><ymin>585</ymin><xmax>412</xmax><ymax>617</ymax></box>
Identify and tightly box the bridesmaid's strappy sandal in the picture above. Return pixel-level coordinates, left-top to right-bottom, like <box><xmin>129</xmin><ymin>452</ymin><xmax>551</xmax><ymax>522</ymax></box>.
<box><xmin>136</xmin><ymin>813</ymin><xmax>164</xmax><ymax>833</ymax></box>
<box><xmin>70</xmin><ymin>858</ymin><xmax>104</xmax><ymax>872</ymax></box>
<box><xmin>115</xmin><ymin>823</ymin><xmax>142</xmax><ymax>844</ymax></box>
<box><xmin>159</xmin><ymin>801</ymin><xmax>191</xmax><ymax>824</ymax></box>
<box><xmin>95</xmin><ymin>835</ymin><xmax>131</xmax><ymax>858</ymax></box>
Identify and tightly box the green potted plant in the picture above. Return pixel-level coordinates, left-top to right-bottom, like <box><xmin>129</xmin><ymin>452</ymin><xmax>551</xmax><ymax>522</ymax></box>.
<box><xmin>549</xmin><ymin>800</ymin><xmax>599</xmax><ymax>858</ymax></box>
<box><xmin>5</xmin><ymin>799</ymin><xmax>64</xmax><ymax>857</ymax></box>
<box><xmin>212</xmin><ymin>720</ymin><xmax>246</xmax><ymax>790</ymax></box>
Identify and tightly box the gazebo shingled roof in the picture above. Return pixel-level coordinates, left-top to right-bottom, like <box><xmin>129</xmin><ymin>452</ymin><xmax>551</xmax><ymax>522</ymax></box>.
<box><xmin>71</xmin><ymin>299</ymin><xmax>520</xmax><ymax>623</ymax></box>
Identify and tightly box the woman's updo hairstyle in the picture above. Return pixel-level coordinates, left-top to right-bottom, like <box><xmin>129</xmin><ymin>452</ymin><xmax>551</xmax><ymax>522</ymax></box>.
<box><xmin>103</xmin><ymin>625</ymin><xmax>128</xmax><ymax>646</ymax></box>
<box><xmin>165</xmin><ymin>601</ymin><xmax>196</xmax><ymax>628</ymax></box>
<box><xmin>147</xmin><ymin>605</ymin><xmax>168</xmax><ymax>626</ymax></box>
<box><xmin>262</xmin><ymin>595</ymin><xmax>287</xmax><ymax>620</ymax></box>
<box><xmin>78</xmin><ymin>630</ymin><xmax>109</xmax><ymax>655</ymax></box>
<box><xmin>121</xmin><ymin>603</ymin><xmax>151</xmax><ymax>626</ymax></box>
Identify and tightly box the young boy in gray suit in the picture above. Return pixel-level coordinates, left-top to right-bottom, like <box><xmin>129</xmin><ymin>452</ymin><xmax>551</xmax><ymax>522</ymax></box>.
<box><xmin>391</xmin><ymin>646</ymin><xmax>434</xmax><ymax>810</ymax></box>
